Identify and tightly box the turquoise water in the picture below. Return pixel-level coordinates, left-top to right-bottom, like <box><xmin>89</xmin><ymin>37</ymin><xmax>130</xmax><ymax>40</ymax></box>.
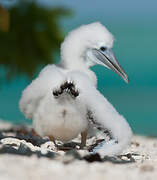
<box><xmin>0</xmin><ymin>1</ymin><xmax>157</xmax><ymax>136</ymax></box>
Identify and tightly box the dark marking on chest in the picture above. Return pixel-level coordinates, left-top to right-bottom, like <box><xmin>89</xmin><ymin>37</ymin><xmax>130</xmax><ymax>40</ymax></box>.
<box><xmin>62</xmin><ymin>109</ymin><xmax>67</xmax><ymax>117</ymax></box>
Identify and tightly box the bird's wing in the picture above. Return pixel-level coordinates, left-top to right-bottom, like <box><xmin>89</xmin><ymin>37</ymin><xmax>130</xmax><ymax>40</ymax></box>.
<box><xmin>19</xmin><ymin>65</ymin><xmax>65</xmax><ymax>119</ymax></box>
<box><xmin>85</xmin><ymin>90</ymin><xmax>132</xmax><ymax>157</ymax></box>
<box><xmin>71</xmin><ymin>71</ymin><xmax>132</xmax><ymax>157</ymax></box>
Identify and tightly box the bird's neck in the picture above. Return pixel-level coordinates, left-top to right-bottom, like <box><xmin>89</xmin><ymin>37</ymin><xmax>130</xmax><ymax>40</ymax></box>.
<box><xmin>60</xmin><ymin>58</ymin><xmax>97</xmax><ymax>86</ymax></box>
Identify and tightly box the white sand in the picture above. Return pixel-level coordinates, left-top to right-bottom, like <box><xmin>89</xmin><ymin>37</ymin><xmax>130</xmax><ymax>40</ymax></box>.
<box><xmin>0</xmin><ymin>121</ymin><xmax>157</xmax><ymax>180</ymax></box>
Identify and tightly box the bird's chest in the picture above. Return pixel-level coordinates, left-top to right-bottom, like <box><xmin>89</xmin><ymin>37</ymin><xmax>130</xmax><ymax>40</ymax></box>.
<box><xmin>34</xmin><ymin>96</ymin><xmax>88</xmax><ymax>141</ymax></box>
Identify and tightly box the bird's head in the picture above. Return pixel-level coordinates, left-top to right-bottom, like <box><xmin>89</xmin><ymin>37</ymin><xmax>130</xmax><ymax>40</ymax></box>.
<box><xmin>61</xmin><ymin>22</ymin><xmax>129</xmax><ymax>83</ymax></box>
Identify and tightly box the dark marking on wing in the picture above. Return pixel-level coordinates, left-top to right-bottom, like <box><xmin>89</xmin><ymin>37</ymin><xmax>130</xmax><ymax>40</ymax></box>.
<box><xmin>87</xmin><ymin>110</ymin><xmax>113</xmax><ymax>140</ymax></box>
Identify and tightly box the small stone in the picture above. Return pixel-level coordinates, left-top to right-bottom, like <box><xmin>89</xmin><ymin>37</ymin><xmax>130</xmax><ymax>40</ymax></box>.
<box><xmin>65</xmin><ymin>150</ymin><xmax>81</xmax><ymax>160</ymax></box>
<box><xmin>1</xmin><ymin>137</ymin><xmax>21</xmax><ymax>146</ymax></box>
<box><xmin>41</xmin><ymin>141</ymin><xmax>57</xmax><ymax>152</ymax></box>
<box><xmin>83</xmin><ymin>153</ymin><xmax>102</xmax><ymax>163</ymax></box>
<box><xmin>18</xmin><ymin>143</ymin><xmax>32</xmax><ymax>156</ymax></box>
<box><xmin>77</xmin><ymin>149</ymin><xmax>89</xmax><ymax>157</ymax></box>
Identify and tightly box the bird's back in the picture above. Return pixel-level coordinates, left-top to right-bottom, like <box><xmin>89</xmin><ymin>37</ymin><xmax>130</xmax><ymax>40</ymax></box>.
<box><xmin>19</xmin><ymin>65</ymin><xmax>66</xmax><ymax>119</ymax></box>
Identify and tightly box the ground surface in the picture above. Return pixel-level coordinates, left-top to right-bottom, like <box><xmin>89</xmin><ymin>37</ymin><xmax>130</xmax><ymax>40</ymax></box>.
<box><xmin>0</xmin><ymin>121</ymin><xmax>157</xmax><ymax>180</ymax></box>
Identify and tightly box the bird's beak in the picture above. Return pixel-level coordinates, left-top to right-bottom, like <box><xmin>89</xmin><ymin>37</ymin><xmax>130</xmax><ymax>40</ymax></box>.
<box><xmin>92</xmin><ymin>49</ymin><xmax>129</xmax><ymax>83</ymax></box>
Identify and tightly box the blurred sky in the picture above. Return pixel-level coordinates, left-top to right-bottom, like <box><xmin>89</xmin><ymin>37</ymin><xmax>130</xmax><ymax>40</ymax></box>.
<box><xmin>39</xmin><ymin>0</ymin><xmax>157</xmax><ymax>19</ymax></box>
<box><xmin>0</xmin><ymin>0</ymin><xmax>157</xmax><ymax>135</ymax></box>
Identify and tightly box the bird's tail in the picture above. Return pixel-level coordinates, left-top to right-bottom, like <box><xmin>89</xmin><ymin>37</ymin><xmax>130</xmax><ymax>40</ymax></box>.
<box><xmin>92</xmin><ymin>116</ymin><xmax>132</xmax><ymax>157</ymax></box>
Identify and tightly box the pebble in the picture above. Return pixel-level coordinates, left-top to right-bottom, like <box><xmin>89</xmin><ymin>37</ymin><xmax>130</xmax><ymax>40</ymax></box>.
<box><xmin>0</xmin><ymin>122</ymin><xmax>157</xmax><ymax>180</ymax></box>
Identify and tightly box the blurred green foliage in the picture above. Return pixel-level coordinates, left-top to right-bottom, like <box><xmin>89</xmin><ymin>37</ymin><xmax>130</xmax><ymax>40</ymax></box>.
<box><xmin>0</xmin><ymin>1</ymin><xmax>71</xmax><ymax>80</ymax></box>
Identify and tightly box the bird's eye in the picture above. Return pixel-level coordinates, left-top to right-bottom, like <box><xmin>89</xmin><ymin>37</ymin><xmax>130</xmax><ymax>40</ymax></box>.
<box><xmin>100</xmin><ymin>46</ymin><xmax>107</xmax><ymax>51</ymax></box>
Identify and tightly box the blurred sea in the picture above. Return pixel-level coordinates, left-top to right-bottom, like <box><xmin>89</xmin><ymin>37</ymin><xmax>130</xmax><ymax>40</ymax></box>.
<box><xmin>0</xmin><ymin>4</ymin><xmax>157</xmax><ymax>136</ymax></box>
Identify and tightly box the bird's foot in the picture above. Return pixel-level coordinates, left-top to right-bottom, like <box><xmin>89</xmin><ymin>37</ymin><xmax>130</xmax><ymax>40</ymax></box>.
<box><xmin>53</xmin><ymin>81</ymin><xmax>79</xmax><ymax>98</ymax></box>
<box><xmin>80</xmin><ymin>131</ymin><xmax>87</xmax><ymax>149</ymax></box>
<box><xmin>31</xmin><ymin>128</ymin><xmax>41</xmax><ymax>138</ymax></box>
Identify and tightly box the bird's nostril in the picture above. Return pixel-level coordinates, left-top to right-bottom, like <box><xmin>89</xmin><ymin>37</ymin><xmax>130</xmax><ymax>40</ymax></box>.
<box><xmin>100</xmin><ymin>46</ymin><xmax>107</xmax><ymax>51</ymax></box>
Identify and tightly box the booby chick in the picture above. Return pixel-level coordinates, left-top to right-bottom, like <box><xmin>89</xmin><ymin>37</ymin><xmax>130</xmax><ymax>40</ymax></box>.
<box><xmin>19</xmin><ymin>22</ymin><xmax>132</xmax><ymax>157</ymax></box>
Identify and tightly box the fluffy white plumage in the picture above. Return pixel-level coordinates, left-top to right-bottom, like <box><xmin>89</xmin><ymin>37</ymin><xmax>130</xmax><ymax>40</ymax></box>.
<box><xmin>19</xmin><ymin>22</ymin><xmax>132</xmax><ymax>157</ymax></box>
